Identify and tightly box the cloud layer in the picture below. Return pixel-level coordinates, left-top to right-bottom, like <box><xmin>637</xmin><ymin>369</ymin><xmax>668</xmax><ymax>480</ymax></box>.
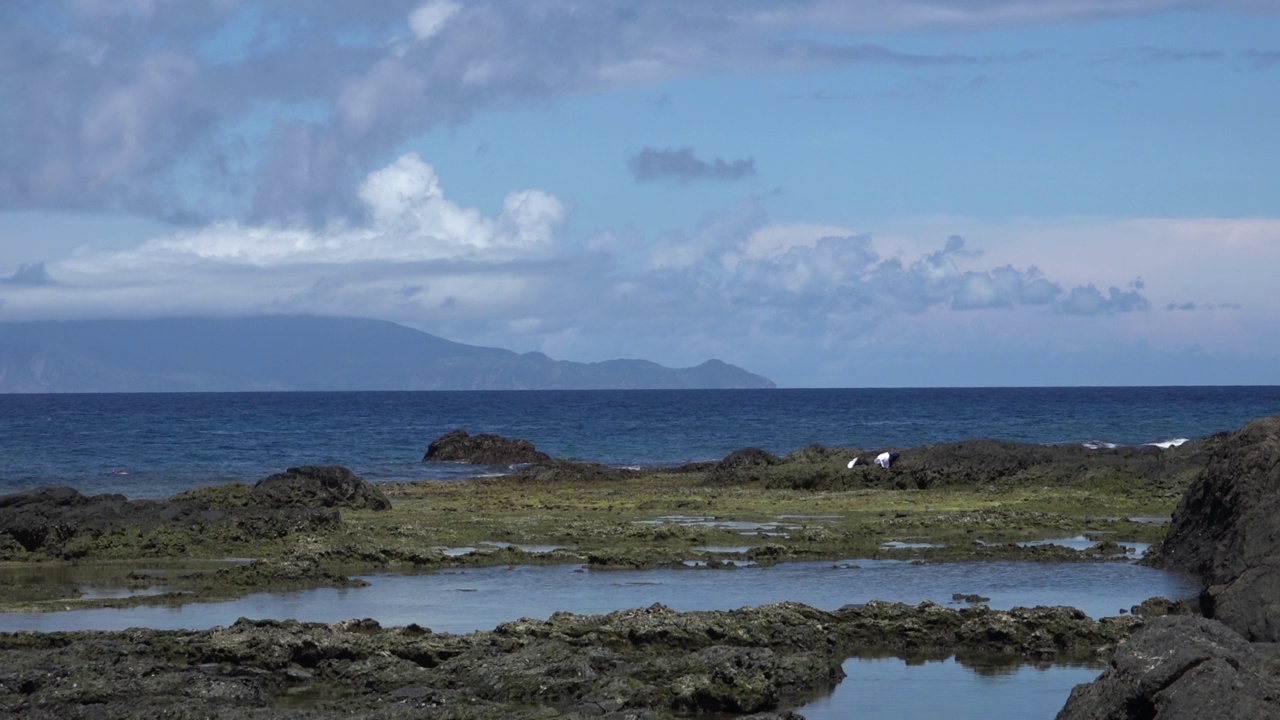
<box><xmin>4</xmin><ymin>1</ymin><xmax>1272</xmax><ymax>225</ymax></box>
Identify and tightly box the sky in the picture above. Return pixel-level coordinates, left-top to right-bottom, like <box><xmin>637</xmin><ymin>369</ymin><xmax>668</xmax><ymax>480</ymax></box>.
<box><xmin>1</xmin><ymin>0</ymin><xmax>1278</xmax><ymax>388</ymax></box>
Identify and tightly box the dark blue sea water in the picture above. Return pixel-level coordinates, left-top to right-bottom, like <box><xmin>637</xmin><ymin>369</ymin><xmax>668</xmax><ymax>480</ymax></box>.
<box><xmin>3</xmin><ymin>387</ymin><xmax>1279</xmax><ymax>499</ymax></box>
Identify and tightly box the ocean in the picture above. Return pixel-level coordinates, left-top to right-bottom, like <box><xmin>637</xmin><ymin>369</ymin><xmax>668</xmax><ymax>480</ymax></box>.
<box><xmin>3</xmin><ymin>386</ymin><xmax>1279</xmax><ymax>499</ymax></box>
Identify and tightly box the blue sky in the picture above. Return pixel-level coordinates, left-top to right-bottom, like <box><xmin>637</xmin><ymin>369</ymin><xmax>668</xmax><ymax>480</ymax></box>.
<box><xmin>1</xmin><ymin>1</ymin><xmax>1278</xmax><ymax>387</ymax></box>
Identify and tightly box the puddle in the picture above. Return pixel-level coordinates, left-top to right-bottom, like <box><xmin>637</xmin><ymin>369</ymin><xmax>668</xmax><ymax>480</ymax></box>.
<box><xmin>1017</xmin><ymin>536</ymin><xmax>1149</xmax><ymax>557</ymax></box>
<box><xmin>692</xmin><ymin>546</ymin><xmax>752</xmax><ymax>554</ymax></box>
<box><xmin>76</xmin><ymin>586</ymin><xmax>169</xmax><ymax>601</ymax></box>
<box><xmin>638</xmin><ymin>516</ymin><xmax>797</xmax><ymax>534</ymax></box>
<box><xmin>881</xmin><ymin>541</ymin><xmax>941</xmax><ymax>550</ymax></box>
<box><xmin>798</xmin><ymin>657</ymin><xmax>1101</xmax><ymax>720</ymax></box>
<box><xmin>478</xmin><ymin>541</ymin><xmax>574</xmax><ymax>554</ymax></box>
<box><xmin>433</xmin><ymin>546</ymin><xmax>484</xmax><ymax>557</ymax></box>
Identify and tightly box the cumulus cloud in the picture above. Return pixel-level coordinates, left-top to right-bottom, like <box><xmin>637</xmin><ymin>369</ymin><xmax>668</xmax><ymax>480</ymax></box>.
<box><xmin>628</xmin><ymin>147</ymin><xmax>756</xmax><ymax>184</ymax></box>
<box><xmin>1059</xmin><ymin>283</ymin><xmax>1152</xmax><ymax>315</ymax></box>
<box><xmin>0</xmin><ymin>1</ymin><xmax>1080</xmax><ymax>224</ymax></box>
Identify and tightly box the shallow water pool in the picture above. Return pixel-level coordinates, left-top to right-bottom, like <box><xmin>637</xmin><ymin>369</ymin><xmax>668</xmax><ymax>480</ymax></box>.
<box><xmin>0</xmin><ymin>557</ymin><xmax>1198</xmax><ymax>634</ymax></box>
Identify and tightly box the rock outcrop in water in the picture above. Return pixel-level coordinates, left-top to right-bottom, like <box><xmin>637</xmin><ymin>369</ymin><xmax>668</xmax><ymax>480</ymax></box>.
<box><xmin>1056</xmin><ymin>616</ymin><xmax>1280</xmax><ymax>720</ymax></box>
<box><xmin>0</xmin><ymin>601</ymin><xmax>1135</xmax><ymax>719</ymax></box>
<box><xmin>423</xmin><ymin>429</ymin><xmax>552</xmax><ymax>465</ymax></box>
<box><xmin>1057</xmin><ymin>415</ymin><xmax>1280</xmax><ymax>719</ymax></box>
<box><xmin>0</xmin><ymin>466</ymin><xmax>389</xmax><ymax>559</ymax></box>
<box><xmin>1147</xmin><ymin>415</ymin><xmax>1280</xmax><ymax>642</ymax></box>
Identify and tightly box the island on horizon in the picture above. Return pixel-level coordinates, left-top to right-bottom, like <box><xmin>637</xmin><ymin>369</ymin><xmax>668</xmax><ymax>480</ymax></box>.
<box><xmin>0</xmin><ymin>315</ymin><xmax>776</xmax><ymax>393</ymax></box>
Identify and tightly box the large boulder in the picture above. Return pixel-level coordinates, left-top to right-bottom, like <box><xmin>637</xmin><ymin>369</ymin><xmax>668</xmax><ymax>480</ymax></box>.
<box><xmin>423</xmin><ymin>429</ymin><xmax>551</xmax><ymax>465</ymax></box>
<box><xmin>1056</xmin><ymin>615</ymin><xmax>1280</xmax><ymax>720</ymax></box>
<box><xmin>1151</xmin><ymin>415</ymin><xmax>1280</xmax><ymax>641</ymax></box>
<box><xmin>253</xmin><ymin>466</ymin><xmax>391</xmax><ymax>511</ymax></box>
<box><xmin>0</xmin><ymin>487</ymin><xmax>134</xmax><ymax>552</ymax></box>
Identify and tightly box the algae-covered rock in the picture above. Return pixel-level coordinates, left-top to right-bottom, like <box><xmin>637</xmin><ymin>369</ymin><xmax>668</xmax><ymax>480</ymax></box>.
<box><xmin>423</xmin><ymin>429</ymin><xmax>552</xmax><ymax>465</ymax></box>
<box><xmin>0</xmin><ymin>601</ymin><xmax>1132</xmax><ymax>718</ymax></box>
<box><xmin>0</xmin><ymin>465</ymin><xmax>384</xmax><ymax>560</ymax></box>
<box><xmin>254</xmin><ymin>465</ymin><xmax>392</xmax><ymax>511</ymax></box>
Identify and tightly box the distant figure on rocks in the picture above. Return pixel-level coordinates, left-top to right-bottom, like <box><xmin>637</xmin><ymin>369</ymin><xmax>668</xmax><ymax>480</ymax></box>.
<box><xmin>875</xmin><ymin>451</ymin><xmax>899</xmax><ymax>469</ymax></box>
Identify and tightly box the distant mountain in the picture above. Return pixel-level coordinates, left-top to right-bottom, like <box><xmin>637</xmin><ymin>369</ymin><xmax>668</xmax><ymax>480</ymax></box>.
<box><xmin>0</xmin><ymin>316</ymin><xmax>775</xmax><ymax>392</ymax></box>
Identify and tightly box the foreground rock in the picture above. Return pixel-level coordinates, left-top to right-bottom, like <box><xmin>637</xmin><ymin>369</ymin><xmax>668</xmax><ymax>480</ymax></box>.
<box><xmin>423</xmin><ymin>429</ymin><xmax>552</xmax><ymax>465</ymax></box>
<box><xmin>0</xmin><ymin>601</ymin><xmax>1134</xmax><ymax>719</ymax></box>
<box><xmin>1059</xmin><ymin>415</ymin><xmax>1280</xmax><ymax>718</ymax></box>
<box><xmin>1147</xmin><ymin>415</ymin><xmax>1280</xmax><ymax>642</ymax></box>
<box><xmin>1056</xmin><ymin>615</ymin><xmax>1280</xmax><ymax>720</ymax></box>
<box><xmin>0</xmin><ymin>466</ymin><xmax>389</xmax><ymax>560</ymax></box>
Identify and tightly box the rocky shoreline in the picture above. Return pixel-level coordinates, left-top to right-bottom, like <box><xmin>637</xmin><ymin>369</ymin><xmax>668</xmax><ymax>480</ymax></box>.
<box><xmin>2</xmin><ymin>417</ymin><xmax>1280</xmax><ymax>717</ymax></box>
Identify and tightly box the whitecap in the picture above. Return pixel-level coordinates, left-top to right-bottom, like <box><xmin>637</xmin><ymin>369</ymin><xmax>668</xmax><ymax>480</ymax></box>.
<box><xmin>1145</xmin><ymin>438</ymin><xmax>1189</xmax><ymax>449</ymax></box>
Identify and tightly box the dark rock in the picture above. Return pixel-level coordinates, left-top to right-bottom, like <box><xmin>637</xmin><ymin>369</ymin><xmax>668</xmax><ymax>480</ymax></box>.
<box><xmin>1129</xmin><ymin>597</ymin><xmax>1197</xmax><ymax>618</ymax></box>
<box><xmin>705</xmin><ymin>435</ymin><xmax>1216</xmax><ymax>493</ymax></box>
<box><xmin>1056</xmin><ymin>616</ymin><xmax>1280</xmax><ymax>720</ymax></box>
<box><xmin>253</xmin><ymin>466</ymin><xmax>392</xmax><ymax>511</ymax></box>
<box><xmin>0</xmin><ymin>601</ymin><xmax>1131</xmax><ymax>718</ymax></box>
<box><xmin>0</xmin><ymin>467</ymin><xmax>380</xmax><ymax>559</ymax></box>
<box><xmin>718</xmin><ymin>448</ymin><xmax>783</xmax><ymax>470</ymax></box>
<box><xmin>423</xmin><ymin>429</ymin><xmax>551</xmax><ymax>465</ymax></box>
<box><xmin>706</xmin><ymin>448</ymin><xmax>783</xmax><ymax>485</ymax></box>
<box><xmin>1150</xmin><ymin>415</ymin><xmax>1280</xmax><ymax>641</ymax></box>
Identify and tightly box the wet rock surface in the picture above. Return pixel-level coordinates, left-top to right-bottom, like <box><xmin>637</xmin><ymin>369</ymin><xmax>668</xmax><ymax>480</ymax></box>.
<box><xmin>0</xmin><ymin>601</ymin><xmax>1133</xmax><ymax>719</ymax></box>
<box><xmin>423</xmin><ymin>429</ymin><xmax>552</xmax><ymax>465</ymax></box>
<box><xmin>1148</xmin><ymin>415</ymin><xmax>1280</xmax><ymax>642</ymax></box>
<box><xmin>1056</xmin><ymin>616</ymin><xmax>1280</xmax><ymax>720</ymax></box>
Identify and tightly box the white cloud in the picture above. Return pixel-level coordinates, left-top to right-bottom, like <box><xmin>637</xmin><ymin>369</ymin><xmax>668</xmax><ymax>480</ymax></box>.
<box><xmin>409</xmin><ymin>0</ymin><xmax>463</xmax><ymax>41</ymax></box>
<box><xmin>53</xmin><ymin>152</ymin><xmax>565</xmax><ymax>275</ymax></box>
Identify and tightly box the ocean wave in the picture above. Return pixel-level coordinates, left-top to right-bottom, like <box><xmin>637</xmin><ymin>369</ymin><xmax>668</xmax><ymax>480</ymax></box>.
<box><xmin>1144</xmin><ymin>438</ymin><xmax>1190</xmax><ymax>449</ymax></box>
<box><xmin>1080</xmin><ymin>441</ymin><xmax>1118</xmax><ymax>450</ymax></box>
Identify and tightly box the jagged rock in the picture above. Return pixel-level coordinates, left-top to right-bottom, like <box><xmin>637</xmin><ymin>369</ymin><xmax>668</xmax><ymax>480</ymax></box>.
<box><xmin>0</xmin><ymin>601</ymin><xmax>1133</xmax><ymax>718</ymax></box>
<box><xmin>0</xmin><ymin>467</ymin><xmax>386</xmax><ymax>559</ymax></box>
<box><xmin>423</xmin><ymin>429</ymin><xmax>551</xmax><ymax>465</ymax></box>
<box><xmin>1056</xmin><ymin>616</ymin><xmax>1280</xmax><ymax>720</ymax></box>
<box><xmin>1150</xmin><ymin>415</ymin><xmax>1280</xmax><ymax>641</ymax></box>
<box><xmin>254</xmin><ymin>466</ymin><xmax>391</xmax><ymax>511</ymax></box>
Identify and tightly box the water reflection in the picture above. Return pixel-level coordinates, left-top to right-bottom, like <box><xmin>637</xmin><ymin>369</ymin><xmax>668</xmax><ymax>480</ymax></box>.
<box><xmin>0</xmin><ymin>558</ymin><xmax>1197</xmax><ymax>634</ymax></box>
<box><xmin>798</xmin><ymin>657</ymin><xmax>1100</xmax><ymax>719</ymax></box>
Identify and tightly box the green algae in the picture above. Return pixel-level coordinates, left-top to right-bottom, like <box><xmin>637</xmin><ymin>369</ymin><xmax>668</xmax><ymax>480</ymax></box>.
<box><xmin>0</xmin><ymin>457</ymin><xmax>1185</xmax><ymax>613</ymax></box>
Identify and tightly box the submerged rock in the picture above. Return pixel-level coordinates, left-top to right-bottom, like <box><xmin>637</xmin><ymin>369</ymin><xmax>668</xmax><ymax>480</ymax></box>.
<box><xmin>423</xmin><ymin>429</ymin><xmax>552</xmax><ymax>465</ymax></box>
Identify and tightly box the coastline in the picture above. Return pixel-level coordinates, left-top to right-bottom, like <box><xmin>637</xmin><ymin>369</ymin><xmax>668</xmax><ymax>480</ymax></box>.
<box><xmin>3</xmin><ymin>416</ymin><xmax>1279</xmax><ymax>718</ymax></box>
